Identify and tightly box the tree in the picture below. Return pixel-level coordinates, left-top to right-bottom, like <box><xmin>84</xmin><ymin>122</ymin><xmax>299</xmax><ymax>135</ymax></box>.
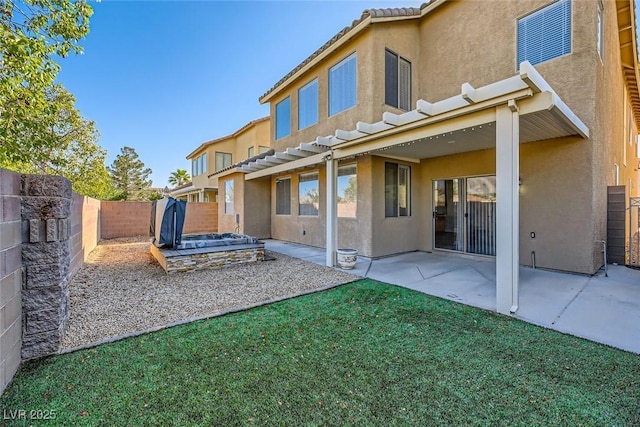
<box><xmin>168</xmin><ymin>169</ymin><xmax>190</xmax><ymax>187</ymax></box>
<box><xmin>343</xmin><ymin>176</ymin><xmax>357</xmax><ymax>202</ymax></box>
<box><xmin>0</xmin><ymin>0</ymin><xmax>93</xmax><ymax>165</ymax></box>
<box><xmin>108</xmin><ymin>146</ymin><xmax>154</xmax><ymax>201</ymax></box>
<box><xmin>0</xmin><ymin>84</ymin><xmax>116</xmax><ymax>200</ymax></box>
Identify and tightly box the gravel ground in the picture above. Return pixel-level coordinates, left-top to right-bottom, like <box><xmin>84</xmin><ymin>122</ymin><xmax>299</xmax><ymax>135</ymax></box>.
<box><xmin>62</xmin><ymin>237</ymin><xmax>357</xmax><ymax>349</ymax></box>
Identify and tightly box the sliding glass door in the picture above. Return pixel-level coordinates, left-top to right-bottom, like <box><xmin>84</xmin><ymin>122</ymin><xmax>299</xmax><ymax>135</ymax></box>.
<box><xmin>433</xmin><ymin>176</ymin><xmax>496</xmax><ymax>256</ymax></box>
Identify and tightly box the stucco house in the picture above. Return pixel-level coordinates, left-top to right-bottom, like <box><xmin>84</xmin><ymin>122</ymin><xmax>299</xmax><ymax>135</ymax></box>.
<box><xmin>172</xmin><ymin>117</ymin><xmax>271</xmax><ymax>202</ymax></box>
<box><xmin>212</xmin><ymin>0</ymin><xmax>640</xmax><ymax>314</ymax></box>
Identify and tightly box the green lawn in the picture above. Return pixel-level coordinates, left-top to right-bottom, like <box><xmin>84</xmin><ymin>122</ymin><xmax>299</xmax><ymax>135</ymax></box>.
<box><xmin>2</xmin><ymin>279</ymin><xmax>639</xmax><ymax>426</ymax></box>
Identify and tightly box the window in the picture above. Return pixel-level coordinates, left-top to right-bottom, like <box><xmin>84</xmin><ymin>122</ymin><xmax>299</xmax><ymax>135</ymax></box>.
<box><xmin>298</xmin><ymin>79</ymin><xmax>318</xmax><ymax>129</ymax></box>
<box><xmin>597</xmin><ymin>1</ymin><xmax>604</xmax><ymax>60</ymax></box>
<box><xmin>215</xmin><ymin>152</ymin><xmax>232</xmax><ymax>172</ymax></box>
<box><xmin>614</xmin><ymin>163</ymin><xmax>620</xmax><ymax>185</ymax></box>
<box><xmin>337</xmin><ymin>164</ymin><xmax>357</xmax><ymax>217</ymax></box>
<box><xmin>191</xmin><ymin>154</ymin><xmax>207</xmax><ymax>176</ymax></box>
<box><xmin>276</xmin><ymin>177</ymin><xmax>291</xmax><ymax>215</ymax></box>
<box><xmin>517</xmin><ymin>0</ymin><xmax>571</xmax><ymax>67</ymax></box>
<box><xmin>329</xmin><ymin>54</ymin><xmax>357</xmax><ymax>116</ymax></box>
<box><xmin>248</xmin><ymin>146</ymin><xmax>254</xmax><ymax>158</ymax></box>
<box><xmin>299</xmin><ymin>172</ymin><xmax>319</xmax><ymax>216</ymax></box>
<box><xmin>276</xmin><ymin>97</ymin><xmax>291</xmax><ymax>139</ymax></box>
<box><xmin>259</xmin><ymin>146</ymin><xmax>270</xmax><ymax>154</ymax></box>
<box><xmin>385</xmin><ymin>163</ymin><xmax>410</xmax><ymax>217</ymax></box>
<box><xmin>385</xmin><ymin>50</ymin><xmax>411</xmax><ymax>111</ymax></box>
<box><xmin>224</xmin><ymin>180</ymin><xmax>234</xmax><ymax>214</ymax></box>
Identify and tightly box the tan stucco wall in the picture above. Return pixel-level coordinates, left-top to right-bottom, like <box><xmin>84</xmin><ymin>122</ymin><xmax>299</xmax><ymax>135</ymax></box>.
<box><xmin>269</xmin><ymin>30</ymin><xmax>376</xmax><ymax>152</ymax></box>
<box><xmin>218</xmin><ymin>173</ymin><xmax>270</xmax><ymax>238</ymax></box>
<box><xmin>252</xmin><ymin>0</ymin><xmax>639</xmax><ymax>274</ymax></box>
<box><xmin>270</xmin><ymin>157</ymin><xmax>372</xmax><ymax>255</ymax></box>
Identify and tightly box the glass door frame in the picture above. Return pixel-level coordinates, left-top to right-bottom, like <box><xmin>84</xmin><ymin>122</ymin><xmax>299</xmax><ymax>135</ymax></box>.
<box><xmin>432</xmin><ymin>174</ymin><xmax>496</xmax><ymax>257</ymax></box>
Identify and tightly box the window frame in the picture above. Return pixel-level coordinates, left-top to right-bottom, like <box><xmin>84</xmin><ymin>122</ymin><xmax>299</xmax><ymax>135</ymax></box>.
<box><xmin>215</xmin><ymin>151</ymin><xmax>232</xmax><ymax>172</ymax></box>
<box><xmin>516</xmin><ymin>0</ymin><xmax>572</xmax><ymax>69</ymax></box>
<box><xmin>275</xmin><ymin>96</ymin><xmax>291</xmax><ymax>140</ymax></box>
<box><xmin>298</xmin><ymin>171</ymin><xmax>320</xmax><ymax>216</ymax></box>
<box><xmin>298</xmin><ymin>78</ymin><xmax>319</xmax><ymax>130</ymax></box>
<box><xmin>337</xmin><ymin>163</ymin><xmax>357</xmax><ymax>218</ymax></box>
<box><xmin>385</xmin><ymin>49</ymin><xmax>411</xmax><ymax>111</ymax></box>
<box><xmin>384</xmin><ymin>162</ymin><xmax>411</xmax><ymax>218</ymax></box>
<box><xmin>224</xmin><ymin>179</ymin><xmax>234</xmax><ymax>214</ymax></box>
<box><xmin>275</xmin><ymin>176</ymin><xmax>291</xmax><ymax>215</ymax></box>
<box><xmin>328</xmin><ymin>53</ymin><xmax>357</xmax><ymax>117</ymax></box>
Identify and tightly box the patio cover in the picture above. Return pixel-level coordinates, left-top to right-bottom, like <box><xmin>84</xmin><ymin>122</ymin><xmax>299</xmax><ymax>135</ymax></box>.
<box><xmin>212</xmin><ymin>62</ymin><xmax>589</xmax><ymax>315</ymax></box>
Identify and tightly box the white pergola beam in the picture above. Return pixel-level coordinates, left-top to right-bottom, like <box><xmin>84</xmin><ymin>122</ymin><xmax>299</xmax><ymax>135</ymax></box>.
<box><xmin>246</xmin><ymin>152</ymin><xmax>327</xmax><ymax>180</ymax></box>
<box><xmin>265</xmin><ymin>155</ymin><xmax>287</xmax><ymax>164</ymax></box>
<box><xmin>274</xmin><ymin>152</ymin><xmax>299</xmax><ymax>161</ymax></box>
<box><xmin>461</xmin><ymin>83</ymin><xmax>477</xmax><ymax>104</ymax></box>
<box><xmin>300</xmin><ymin>142</ymin><xmax>326</xmax><ymax>153</ymax></box>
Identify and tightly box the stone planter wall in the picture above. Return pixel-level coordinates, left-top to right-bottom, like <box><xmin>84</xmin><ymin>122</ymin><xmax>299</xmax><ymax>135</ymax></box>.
<box><xmin>151</xmin><ymin>244</ymin><xmax>265</xmax><ymax>273</ymax></box>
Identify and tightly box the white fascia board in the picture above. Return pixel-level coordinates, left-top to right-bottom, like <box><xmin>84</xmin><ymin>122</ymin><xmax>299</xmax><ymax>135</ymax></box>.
<box><xmin>246</xmin><ymin>152</ymin><xmax>327</xmax><ymax>180</ymax></box>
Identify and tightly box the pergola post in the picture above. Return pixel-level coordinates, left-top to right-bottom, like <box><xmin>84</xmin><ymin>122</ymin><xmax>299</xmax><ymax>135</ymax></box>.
<box><xmin>496</xmin><ymin>101</ymin><xmax>520</xmax><ymax>315</ymax></box>
<box><xmin>326</xmin><ymin>156</ymin><xmax>338</xmax><ymax>267</ymax></box>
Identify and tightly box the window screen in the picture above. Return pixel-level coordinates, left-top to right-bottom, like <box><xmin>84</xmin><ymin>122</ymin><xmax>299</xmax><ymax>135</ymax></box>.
<box><xmin>329</xmin><ymin>54</ymin><xmax>357</xmax><ymax>116</ymax></box>
<box><xmin>276</xmin><ymin>177</ymin><xmax>291</xmax><ymax>215</ymax></box>
<box><xmin>276</xmin><ymin>97</ymin><xmax>291</xmax><ymax>139</ymax></box>
<box><xmin>517</xmin><ymin>0</ymin><xmax>571</xmax><ymax>67</ymax></box>
<box><xmin>298</xmin><ymin>79</ymin><xmax>318</xmax><ymax>130</ymax></box>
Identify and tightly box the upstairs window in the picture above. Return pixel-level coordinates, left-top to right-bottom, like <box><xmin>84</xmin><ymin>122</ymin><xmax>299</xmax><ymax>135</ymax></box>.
<box><xmin>517</xmin><ymin>0</ymin><xmax>571</xmax><ymax>67</ymax></box>
<box><xmin>248</xmin><ymin>146</ymin><xmax>254</xmax><ymax>158</ymax></box>
<box><xmin>215</xmin><ymin>152</ymin><xmax>232</xmax><ymax>172</ymax></box>
<box><xmin>276</xmin><ymin>177</ymin><xmax>291</xmax><ymax>215</ymax></box>
<box><xmin>299</xmin><ymin>172</ymin><xmax>319</xmax><ymax>216</ymax></box>
<box><xmin>385</xmin><ymin>162</ymin><xmax>410</xmax><ymax>217</ymax></box>
<box><xmin>329</xmin><ymin>54</ymin><xmax>357</xmax><ymax>116</ymax></box>
<box><xmin>276</xmin><ymin>97</ymin><xmax>291</xmax><ymax>139</ymax></box>
<box><xmin>385</xmin><ymin>50</ymin><xmax>411</xmax><ymax>111</ymax></box>
<box><xmin>191</xmin><ymin>153</ymin><xmax>206</xmax><ymax>176</ymax></box>
<box><xmin>298</xmin><ymin>79</ymin><xmax>318</xmax><ymax>130</ymax></box>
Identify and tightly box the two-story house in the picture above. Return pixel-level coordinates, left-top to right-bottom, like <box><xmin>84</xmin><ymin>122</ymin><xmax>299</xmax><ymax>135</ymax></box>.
<box><xmin>172</xmin><ymin>117</ymin><xmax>270</xmax><ymax>202</ymax></box>
<box><xmin>212</xmin><ymin>0</ymin><xmax>640</xmax><ymax>314</ymax></box>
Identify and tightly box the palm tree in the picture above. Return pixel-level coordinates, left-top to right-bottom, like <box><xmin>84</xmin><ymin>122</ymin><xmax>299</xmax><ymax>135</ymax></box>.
<box><xmin>168</xmin><ymin>169</ymin><xmax>191</xmax><ymax>187</ymax></box>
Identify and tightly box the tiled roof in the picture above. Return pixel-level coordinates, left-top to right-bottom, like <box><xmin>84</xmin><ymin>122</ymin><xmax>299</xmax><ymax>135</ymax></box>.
<box><xmin>186</xmin><ymin>116</ymin><xmax>270</xmax><ymax>159</ymax></box>
<box><xmin>258</xmin><ymin>3</ymin><xmax>430</xmax><ymax>103</ymax></box>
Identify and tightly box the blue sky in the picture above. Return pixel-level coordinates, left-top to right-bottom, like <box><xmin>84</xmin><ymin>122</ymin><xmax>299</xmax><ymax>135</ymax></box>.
<box><xmin>56</xmin><ymin>0</ymin><xmax>423</xmax><ymax>187</ymax></box>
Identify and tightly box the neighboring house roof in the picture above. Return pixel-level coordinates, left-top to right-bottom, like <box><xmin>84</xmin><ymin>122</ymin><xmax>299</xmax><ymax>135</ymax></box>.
<box><xmin>171</xmin><ymin>182</ymin><xmax>193</xmax><ymax>192</ymax></box>
<box><xmin>186</xmin><ymin>116</ymin><xmax>270</xmax><ymax>159</ymax></box>
<box><xmin>259</xmin><ymin>1</ymin><xmax>439</xmax><ymax>103</ymax></box>
<box><xmin>209</xmin><ymin>148</ymin><xmax>276</xmax><ymax>178</ymax></box>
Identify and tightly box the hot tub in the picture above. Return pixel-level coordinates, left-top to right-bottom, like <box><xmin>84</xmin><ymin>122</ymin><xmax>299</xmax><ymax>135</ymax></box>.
<box><xmin>176</xmin><ymin>233</ymin><xmax>259</xmax><ymax>249</ymax></box>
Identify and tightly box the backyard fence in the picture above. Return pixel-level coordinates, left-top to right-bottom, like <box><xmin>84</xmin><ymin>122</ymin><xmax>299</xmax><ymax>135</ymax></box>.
<box><xmin>0</xmin><ymin>168</ymin><xmax>219</xmax><ymax>395</ymax></box>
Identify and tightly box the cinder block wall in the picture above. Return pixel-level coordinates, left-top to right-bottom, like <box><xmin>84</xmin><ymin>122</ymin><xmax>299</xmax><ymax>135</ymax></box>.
<box><xmin>100</xmin><ymin>201</ymin><xmax>152</xmax><ymax>239</ymax></box>
<box><xmin>0</xmin><ymin>169</ymin><xmax>23</xmax><ymax>395</ymax></box>
<box><xmin>183</xmin><ymin>202</ymin><xmax>218</xmax><ymax>235</ymax></box>
<box><xmin>69</xmin><ymin>194</ymin><xmax>100</xmax><ymax>276</ymax></box>
<box><xmin>101</xmin><ymin>201</ymin><xmax>219</xmax><ymax>239</ymax></box>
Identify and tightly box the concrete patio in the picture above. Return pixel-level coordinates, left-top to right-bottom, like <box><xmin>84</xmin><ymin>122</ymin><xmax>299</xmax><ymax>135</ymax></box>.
<box><xmin>264</xmin><ymin>239</ymin><xmax>640</xmax><ymax>354</ymax></box>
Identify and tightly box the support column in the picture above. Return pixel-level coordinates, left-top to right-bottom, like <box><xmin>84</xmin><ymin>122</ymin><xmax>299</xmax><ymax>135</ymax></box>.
<box><xmin>326</xmin><ymin>156</ymin><xmax>337</xmax><ymax>267</ymax></box>
<box><xmin>496</xmin><ymin>102</ymin><xmax>520</xmax><ymax>315</ymax></box>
